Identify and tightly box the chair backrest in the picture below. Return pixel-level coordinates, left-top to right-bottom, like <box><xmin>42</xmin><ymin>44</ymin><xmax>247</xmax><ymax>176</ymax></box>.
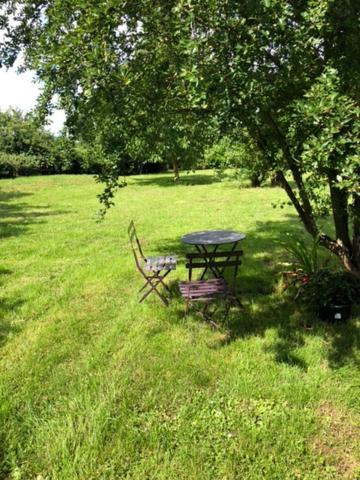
<box><xmin>128</xmin><ymin>221</ymin><xmax>145</xmax><ymax>271</ymax></box>
<box><xmin>185</xmin><ymin>250</ymin><xmax>243</xmax><ymax>281</ymax></box>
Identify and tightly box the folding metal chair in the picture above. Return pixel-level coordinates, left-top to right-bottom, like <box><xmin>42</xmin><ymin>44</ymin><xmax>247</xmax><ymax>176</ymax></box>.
<box><xmin>179</xmin><ymin>250</ymin><xmax>243</xmax><ymax>324</ymax></box>
<box><xmin>128</xmin><ymin>221</ymin><xmax>176</xmax><ymax>306</ymax></box>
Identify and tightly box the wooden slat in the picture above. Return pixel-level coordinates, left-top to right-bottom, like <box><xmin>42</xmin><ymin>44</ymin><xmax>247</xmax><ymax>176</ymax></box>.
<box><xmin>186</xmin><ymin>259</ymin><xmax>242</xmax><ymax>269</ymax></box>
<box><xmin>179</xmin><ymin>282</ymin><xmax>228</xmax><ymax>291</ymax></box>
<box><xmin>179</xmin><ymin>279</ymin><xmax>233</xmax><ymax>300</ymax></box>
<box><xmin>181</xmin><ymin>293</ymin><xmax>229</xmax><ymax>300</ymax></box>
<box><xmin>186</xmin><ymin>250</ymin><xmax>243</xmax><ymax>259</ymax></box>
<box><xmin>181</xmin><ymin>285</ymin><xmax>226</xmax><ymax>292</ymax></box>
<box><xmin>180</xmin><ymin>279</ymin><xmax>225</xmax><ymax>285</ymax></box>
<box><xmin>180</xmin><ymin>292</ymin><xmax>226</xmax><ymax>298</ymax></box>
<box><xmin>179</xmin><ymin>285</ymin><xmax>227</xmax><ymax>291</ymax></box>
<box><xmin>181</xmin><ymin>292</ymin><xmax>228</xmax><ymax>299</ymax></box>
<box><xmin>179</xmin><ymin>279</ymin><xmax>229</xmax><ymax>286</ymax></box>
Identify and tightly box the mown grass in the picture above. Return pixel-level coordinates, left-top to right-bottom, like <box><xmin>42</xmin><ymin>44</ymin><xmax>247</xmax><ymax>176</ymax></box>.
<box><xmin>0</xmin><ymin>172</ymin><xmax>359</xmax><ymax>480</ymax></box>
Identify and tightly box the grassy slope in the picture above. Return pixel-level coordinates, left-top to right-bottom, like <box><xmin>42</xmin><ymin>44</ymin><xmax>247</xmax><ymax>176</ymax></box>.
<box><xmin>0</xmin><ymin>172</ymin><xmax>359</xmax><ymax>480</ymax></box>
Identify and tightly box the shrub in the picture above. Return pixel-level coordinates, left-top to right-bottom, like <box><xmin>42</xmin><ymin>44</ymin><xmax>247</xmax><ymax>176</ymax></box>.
<box><xmin>298</xmin><ymin>268</ymin><xmax>360</xmax><ymax>310</ymax></box>
<box><xmin>0</xmin><ymin>152</ymin><xmax>39</xmax><ymax>178</ymax></box>
<box><xmin>203</xmin><ymin>137</ymin><xmax>239</xmax><ymax>170</ymax></box>
<box><xmin>203</xmin><ymin>135</ymin><xmax>269</xmax><ymax>187</ymax></box>
<box><xmin>0</xmin><ymin>152</ymin><xmax>18</xmax><ymax>178</ymax></box>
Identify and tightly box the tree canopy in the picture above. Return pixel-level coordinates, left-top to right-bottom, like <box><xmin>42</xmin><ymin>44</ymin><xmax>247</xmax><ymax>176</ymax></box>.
<box><xmin>0</xmin><ymin>0</ymin><xmax>359</xmax><ymax>274</ymax></box>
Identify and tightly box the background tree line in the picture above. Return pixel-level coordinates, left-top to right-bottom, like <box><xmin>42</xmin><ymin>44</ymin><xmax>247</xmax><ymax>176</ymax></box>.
<box><xmin>0</xmin><ymin>108</ymin><xmax>173</xmax><ymax>178</ymax></box>
<box><xmin>0</xmin><ymin>107</ymin><xmax>269</xmax><ymax>186</ymax></box>
<box><xmin>0</xmin><ymin>108</ymin><xmax>103</xmax><ymax>177</ymax></box>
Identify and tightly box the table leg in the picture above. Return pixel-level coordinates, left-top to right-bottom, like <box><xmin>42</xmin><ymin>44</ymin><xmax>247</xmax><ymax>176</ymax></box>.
<box><xmin>198</xmin><ymin>241</ymin><xmax>240</xmax><ymax>280</ymax></box>
<box><xmin>217</xmin><ymin>241</ymin><xmax>239</xmax><ymax>277</ymax></box>
<box><xmin>195</xmin><ymin>245</ymin><xmax>208</xmax><ymax>280</ymax></box>
<box><xmin>199</xmin><ymin>244</ymin><xmax>220</xmax><ymax>280</ymax></box>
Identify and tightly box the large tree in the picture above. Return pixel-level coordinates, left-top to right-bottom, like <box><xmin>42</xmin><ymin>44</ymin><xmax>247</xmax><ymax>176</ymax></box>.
<box><xmin>1</xmin><ymin>0</ymin><xmax>359</xmax><ymax>274</ymax></box>
<box><xmin>1</xmin><ymin>0</ymin><xmax>210</xmax><ymax>181</ymax></box>
<box><xmin>186</xmin><ymin>0</ymin><xmax>360</xmax><ymax>275</ymax></box>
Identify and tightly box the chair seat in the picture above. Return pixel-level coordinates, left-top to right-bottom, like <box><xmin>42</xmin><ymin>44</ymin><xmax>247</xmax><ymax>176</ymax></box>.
<box><xmin>179</xmin><ymin>278</ymin><xmax>234</xmax><ymax>302</ymax></box>
<box><xmin>145</xmin><ymin>255</ymin><xmax>177</xmax><ymax>272</ymax></box>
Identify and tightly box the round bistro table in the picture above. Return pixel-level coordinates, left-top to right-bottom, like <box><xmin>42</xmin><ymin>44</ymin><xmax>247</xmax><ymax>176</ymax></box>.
<box><xmin>181</xmin><ymin>230</ymin><xmax>246</xmax><ymax>279</ymax></box>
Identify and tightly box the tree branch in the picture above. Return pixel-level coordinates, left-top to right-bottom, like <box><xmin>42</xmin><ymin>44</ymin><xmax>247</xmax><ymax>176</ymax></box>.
<box><xmin>275</xmin><ymin>171</ymin><xmax>309</xmax><ymax>224</ymax></box>
<box><xmin>264</xmin><ymin>111</ymin><xmax>318</xmax><ymax>236</ymax></box>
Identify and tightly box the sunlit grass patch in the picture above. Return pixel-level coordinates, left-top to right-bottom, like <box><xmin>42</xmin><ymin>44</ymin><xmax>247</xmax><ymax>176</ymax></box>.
<box><xmin>0</xmin><ymin>172</ymin><xmax>359</xmax><ymax>479</ymax></box>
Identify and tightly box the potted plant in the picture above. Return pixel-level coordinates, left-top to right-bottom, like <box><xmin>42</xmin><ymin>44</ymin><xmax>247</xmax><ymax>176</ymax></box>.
<box><xmin>298</xmin><ymin>268</ymin><xmax>360</xmax><ymax>321</ymax></box>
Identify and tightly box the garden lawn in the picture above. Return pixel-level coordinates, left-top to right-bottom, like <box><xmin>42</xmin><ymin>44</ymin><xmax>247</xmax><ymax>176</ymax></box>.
<box><xmin>0</xmin><ymin>172</ymin><xmax>359</xmax><ymax>480</ymax></box>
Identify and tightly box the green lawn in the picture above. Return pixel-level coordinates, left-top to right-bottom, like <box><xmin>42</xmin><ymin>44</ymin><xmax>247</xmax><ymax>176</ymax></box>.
<box><xmin>0</xmin><ymin>172</ymin><xmax>359</xmax><ymax>480</ymax></box>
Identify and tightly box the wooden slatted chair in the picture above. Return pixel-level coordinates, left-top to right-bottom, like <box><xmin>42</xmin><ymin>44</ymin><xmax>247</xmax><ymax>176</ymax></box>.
<box><xmin>179</xmin><ymin>250</ymin><xmax>243</xmax><ymax>323</ymax></box>
<box><xmin>128</xmin><ymin>221</ymin><xmax>176</xmax><ymax>306</ymax></box>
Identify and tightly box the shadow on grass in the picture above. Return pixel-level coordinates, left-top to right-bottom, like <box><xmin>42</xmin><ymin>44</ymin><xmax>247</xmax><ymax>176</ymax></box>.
<box><xmin>131</xmin><ymin>173</ymin><xmax>220</xmax><ymax>188</ymax></box>
<box><xmin>152</xmin><ymin>216</ymin><xmax>359</xmax><ymax>371</ymax></box>
<box><xmin>0</xmin><ymin>189</ymin><xmax>69</xmax><ymax>239</ymax></box>
<box><xmin>0</xmin><ymin>297</ymin><xmax>23</xmax><ymax>347</ymax></box>
<box><xmin>324</xmin><ymin>314</ymin><xmax>360</xmax><ymax>368</ymax></box>
<box><xmin>0</xmin><ymin>267</ymin><xmax>23</xmax><ymax>348</ymax></box>
<box><xmin>0</xmin><ymin>189</ymin><xmax>70</xmax><ymax>348</ymax></box>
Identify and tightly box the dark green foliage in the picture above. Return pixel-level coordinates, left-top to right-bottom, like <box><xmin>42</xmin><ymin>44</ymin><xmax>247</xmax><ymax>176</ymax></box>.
<box><xmin>299</xmin><ymin>268</ymin><xmax>360</xmax><ymax>309</ymax></box>
<box><xmin>0</xmin><ymin>109</ymin><xmax>109</xmax><ymax>176</ymax></box>
<box><xmin>0</xmin><ymin>109</ymin><xmax>57</xmax><ymax>173</ymax></box>
<box><xmin>203</xmin><ymin>137</ymin><xmax>240</xmax><ymax>170</ymax></box>
<box><xmin>0</xmin><ymin>108</ymin><xmax>64</xmax><ymax>175</ymax></box>
<box><xmin>0</xmin><ymin>152</ymin><xmax>20</xmax><ymax>178</ymax></box>
<box><xmin>0</xmin><ymin>152</ymin><xmax>38</xmax><ymax>178</ymax></box>
<box><xmin>204</xmin><ymin>135</ymin><xmax>270</xmax><ymax>187</ymax></box>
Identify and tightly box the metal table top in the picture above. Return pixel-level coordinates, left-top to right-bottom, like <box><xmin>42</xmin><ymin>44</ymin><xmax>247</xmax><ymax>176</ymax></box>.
<box><xmin>181</xmin><ymin>230</ymin><xmax>246</xmax><ymax>246</ymax></box>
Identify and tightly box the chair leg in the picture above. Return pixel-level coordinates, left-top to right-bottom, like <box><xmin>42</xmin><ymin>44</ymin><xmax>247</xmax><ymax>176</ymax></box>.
<box><xmin>203</xmin><ymin>303</ymin><xmax>221</xmax><ymax>329</ymax></box>
<box><xmin>139</xmin><ymin>277</ymin><xmax>169</xmax><ymax>306</ymax></box>
<box><xmin>140</xmin><ymin>286</ymin><xmax>169</xmax><ymax>306</ymax></box>
<box><xmin>139</xmin><ymin>283</ymin><xmax>148</xmax><ymax>293</ymax></box>
<box><xmin>155</xmin><ymin>270</ymin><xmax>171</xmax><ymax>293</ymax></box>
<box><xmin>137</xmin><ymin>268</ymin><xmax>173</xmax><ymax>306</ymax></box>
<box><xmin>185</xmin><ymin>299</ymin><xmax>189</xmax><ymax>318</ymax></box>
<box><xmin>152</xmin><ymin>272</ymin><xmax>171</xmax><ymax>303</ymax></box>
<box><xmin>234</xmin><ymin>295</ymin><xmax>244</xmax><ymax>309</ymax></box>
<box><xmin>153</xmin><ymin>289</ymin><xmax>169</xmax><ymax>306</ymax></box>
<box><xmin>225</xmin><ymin>300</ymin><xmax>231</xmax><ymax>320</ymax></box>
<box><xmin>200</xmin><ymin>303</ymin><xmax>210</xmax><ymax>321</ymax></box>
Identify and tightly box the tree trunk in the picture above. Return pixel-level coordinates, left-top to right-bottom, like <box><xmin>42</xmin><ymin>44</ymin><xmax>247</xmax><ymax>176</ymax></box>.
<box><xmin>270</xmin><ymin>135</ymin><xmax>359</xmax><ymax>275</ymax></box>
<box><xmin>270</xmin><ymin>173</ymin><xmax>280</xmax><ymax>187</ymax></box>
<box><xmin>172</xmin><ymin>159</ymin><xmax>180</xmax><ymax>182</ymax></box>
<box><xmin>328</xmin><ymin>169</ymin><xmax>352</xmax><ymax>253</ymax></box>
<box><xmin>318</xmin><ymin>234</ymin><xmax>360</xmax><ymax>277</ymax></box>
<box><xmin>248</xmin><ymin>117</ymin><xmax>360</xmax><ymax>276</ymax></box>
<box><xmin>275</xmin><ymin>171</ymin><xmax>316</xmax><ymax>232</ymax></box>
<box><xmin>320</xmin><ymin>169</ymin><xmax>360</xmax><ymax>276</ymax></box>
<box><xmin>250</xmin><ymin>174</ymin><xmax>262</xmax><ymax>187</ymax></box>
<box><xmin>264</xmin><ymin>111</ymin><xmax>318</xmax><ymax>236</ymax></box>
<box><xmin>352</xmin><ymin>193</ymin><xmax>360</xmax><ymax>274</ymax></box>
